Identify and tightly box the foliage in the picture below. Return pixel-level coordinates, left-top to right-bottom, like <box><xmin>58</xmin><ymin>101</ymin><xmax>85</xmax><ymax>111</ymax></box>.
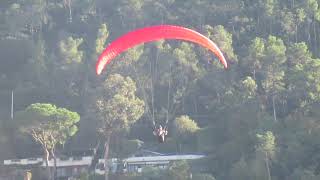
<box><xmin>174</xmin><ymin>115</ymin><xmax>200</xmax><ymax>135</ymax></box>
<box><xmin>95</xmin><ymin>74</ymin><xmax>145</xmax><ymax>133</ymax></box>
<box><xmin>167</xmin><ymin>160</ymin><xmax>191</xmax><ymax>180</ymax></box>
<box><xmin>256</xmin><ymin>131</ymin><xmax>276</xmax><ymax>159</ymax></box>
<box><xmin>2</xmin><ymin>0</ymin><xmax>320</xmax><ymax>179</ymax></box>
<box><xmin>192</xmin><ymin>173</ymin><xmax>216</xmax><ymax>180</ymax></box>
<box><xmin>15</xmin><ymin>103</ymin><xmax>80</xmax><ymax>149</ymax></box>
<box><xmin>59</xmin><ymin>37</ymin><xmax>84</xmax><ymax>64</ymax></box>
<box><xmin>96</xmin><ymin>24</ymin><xmax>109</xmax><ymax>54</ymax></box>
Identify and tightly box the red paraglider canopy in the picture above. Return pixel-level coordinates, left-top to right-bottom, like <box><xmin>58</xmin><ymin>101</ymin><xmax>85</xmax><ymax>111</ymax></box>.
<box><xmin>96</xmin><ymin>25</ymin><xmax>228</xmax><ymax>75</ymax></box>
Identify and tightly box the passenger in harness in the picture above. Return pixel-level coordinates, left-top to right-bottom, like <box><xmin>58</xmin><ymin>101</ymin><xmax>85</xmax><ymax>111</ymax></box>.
<box><xmin>153</xmin><ymin>125</ymin><xmax>168</xmax><ymax>143</ymax></box>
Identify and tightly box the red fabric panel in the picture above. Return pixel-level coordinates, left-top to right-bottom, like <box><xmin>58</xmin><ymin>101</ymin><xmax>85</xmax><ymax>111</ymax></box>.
<box><xmin>96</xmin><ymin>25</ymin><xmax>228</xmax><ymax>75</ymax></box>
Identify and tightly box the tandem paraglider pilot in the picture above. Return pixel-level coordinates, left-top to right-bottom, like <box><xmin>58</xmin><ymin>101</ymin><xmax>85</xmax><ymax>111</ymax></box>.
<box><xmin>153</xmin><ymin>125</ymin><xmax>168</xmax><ymax>143</ymax></box>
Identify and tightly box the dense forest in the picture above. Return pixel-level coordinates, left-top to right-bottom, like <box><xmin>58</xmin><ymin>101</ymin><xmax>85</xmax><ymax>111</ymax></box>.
<box><xmin>1</xmin><ymin>0</ymin><xmax>320</xmax><ymax>179</ymax></box>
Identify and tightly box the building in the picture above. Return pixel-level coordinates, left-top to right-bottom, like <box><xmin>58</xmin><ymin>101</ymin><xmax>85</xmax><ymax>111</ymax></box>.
<box><xmin>94</xmin><ymin>150</ymin><xmax>206</xmax><ymax>174</ymax></box>
<box><xmin>3</xmin><ymin>149</ymin><xmax>206</xmax><ymax>178</ymax></box>
<box><xmin>47</xmin><ymin>156</ymin><xmax>93</xmax><ymax>178</ymax></box>
<box><xmin>4</xmin><ymin>156</ymin><xmax>93</xmax><ymax>179</ymax></box>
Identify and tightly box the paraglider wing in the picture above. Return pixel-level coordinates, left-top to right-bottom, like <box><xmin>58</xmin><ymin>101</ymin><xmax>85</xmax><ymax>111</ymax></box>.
<box><xmin>96</xmin><ymin>25</ymin><xmax>228</xmax><ymax>75</ymax></box>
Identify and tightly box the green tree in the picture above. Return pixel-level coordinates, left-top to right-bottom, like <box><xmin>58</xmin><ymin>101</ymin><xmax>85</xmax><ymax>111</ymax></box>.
<box><xmin>240</xmin><ymin>76</ymin><xmax>258</xmax><ymax>99</ymax></box>
<box><xmin>289</xmin><ymin>168</ymin><xmax>320</xmax><ymax>180</ymax></box>
<box><xmin>95</xmin><ymin>24</ymin><xmax>109</xmax><ymax>55</ymax></box>
<box><xmin>230</xmin><ymin>157</ymin><xmax>251</xmax><ymax>180</ymax></box>
<box><xmin>303</xmin><ymin>0</ymin><xmax>320</xmax><ymax>54</ymax></box>
<box><xmin>304</xmin><ymin>59</ymin><xmax>320</xmax><ymax>104</ymax></box>
<box><xmin>261</xmin><ymin>36</ymin><xmax>286</xmax><ymax>122</ymax></box>
<box><xmin>280</xmin><ymin>10</ymin><xmax>296</xmax><ymax>41</ymax></box>
<box><xmin>94</xmin><ymin>74</ymin><xmax>144</xmax><ymax>180</ymax></box>
<box><xmin>173</xmin><ymin>42</ymin><xmax>204</xmax><ymax>79</ymax></box>
<box><xmin>167</xmin><ymin>160</ymin><xmax>191</xmax><ymax>180</ymax></box>
<box><xmin>174</xmin><ymin>115</ymin><xmax>200</xmax><ymax>152</ymax></box>
<box><xmin>15</xmin><ymin>103</ymin><xmax>80</xmax><ymax>180</ymax></box>
<box><xmin>171</xmin><ymin>42</ymin><xmax>206</xmax><ymax>114</ymax></box>
<box><xmin>59</xmin><ymin>36</ymin><xmax>84</xmax><ymax>65</ymax></box>
<box><xmin>256</xmin><ymin>0</ymin><xmax>279</xmax><ymax>33</ymax></box>
<box><xmin>285</xmin><ymin>42</ymin><xmax>320</xmax><ymax>114</ymax></box>
<box><xmin>256</xmin><ymin>131</ymin><xmax>276</xmax><ymax>180</ymax></box>
<box><xmin>137</xmin><ymin>166</ymin><xmax>166</xmax><ymax>180</ymax></box>
<box><xmin>116</xmin><ymin>139</ymin><xmax>144</xmax><ymax>158</ymax></box>
<box><xmin>294</xmin><ymin>8</ymin><xmax>307</xmax><ymax>42</ymax></box>
<box><xmin>242</xmin><ymin>37</ymin><xmax>265</xmax><ymax>79</ymax></box>
<box><xmin>55</xmin><ymin>36</ymin><xmax>84</xmax><ymax>101</ymax></box>
<box><xmin>205</xmin><ymin>25</ymin><xmax>237</xmax><ymax>64</ymax></box>
<box><xmin>285</xmin><ymin>42</ymin><xmax>312</xmax><ymax>112</ymax></box>
<box><xmin>174</xmin><ymin>115</ymin><xmax>199</xmax><ymax>134</ymax></box>
<box><xmin>259</xmin><ymin>0</ymin><xmax>278</xmax><ymax>17</ymax></box>
<box><xmin>192</xmin><ymin>173</ymin><xmax>216</xmax><ymax>180</ymax></box>
<box><xmin>117</xmin><ymin>0</ymin><xmax>146</xmax><ymax>28</ymax></box>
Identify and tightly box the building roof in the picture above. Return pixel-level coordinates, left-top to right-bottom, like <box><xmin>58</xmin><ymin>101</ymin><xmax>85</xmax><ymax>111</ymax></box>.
<box><xmin>4</xmin><ymin>156</ymin><xmax>93</xmax><ymax>167</ymax></box>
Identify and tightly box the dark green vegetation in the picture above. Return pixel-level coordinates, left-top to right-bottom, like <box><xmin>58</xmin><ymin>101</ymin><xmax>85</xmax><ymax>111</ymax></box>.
<box><xmin>1</xmin><ymin>0</ymin><xmax>320</xmax><ymax>180</ymax></box>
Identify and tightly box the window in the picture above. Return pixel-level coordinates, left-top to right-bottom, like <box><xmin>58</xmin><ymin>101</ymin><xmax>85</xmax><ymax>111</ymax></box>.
<box><xmin>57</xmin><ymin>168</ymin><xmax>67</xmax><ymax>177</ymax></box>
<box><xmin>73</xmin><ymin>157</ymin><xmax>82</xmax><ymax>161</ymax></box>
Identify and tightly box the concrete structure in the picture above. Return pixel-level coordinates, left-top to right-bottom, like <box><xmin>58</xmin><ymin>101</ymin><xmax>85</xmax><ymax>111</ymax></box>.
<box><xmin>3</xmin><ymin>156</ymin><xmax>93</xmax><ymax>179</ymax></box>
<box><xmin>4</xmin><ymin>150</ymin><xmax>206</xmax><ymax>178</ymax></box>
<box><xmin>95</xmin><ymin>154</ymin><xmax>205</xmax><ymax>174</ymax></box>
